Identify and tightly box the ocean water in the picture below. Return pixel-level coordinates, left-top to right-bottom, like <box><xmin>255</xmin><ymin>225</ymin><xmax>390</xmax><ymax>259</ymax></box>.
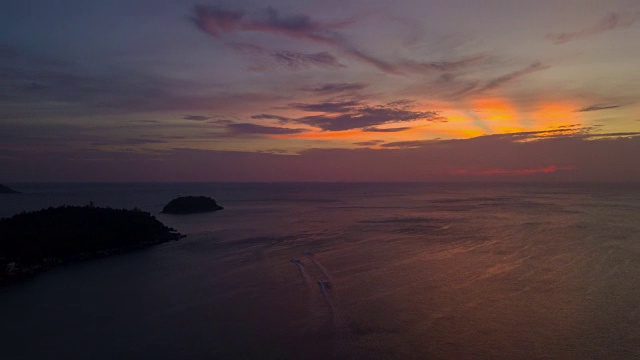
<box><xmin>1</xmin><ymin>182</ymin><xmax>640</xmax><ymax>359</ymax></box>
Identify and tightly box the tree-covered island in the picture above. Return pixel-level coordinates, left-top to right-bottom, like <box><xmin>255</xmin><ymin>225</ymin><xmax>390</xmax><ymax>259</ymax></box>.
<box><xmin>0</xmin><ymin>205</ymin><xmax>183</xmax><ymax>285</ymax></box>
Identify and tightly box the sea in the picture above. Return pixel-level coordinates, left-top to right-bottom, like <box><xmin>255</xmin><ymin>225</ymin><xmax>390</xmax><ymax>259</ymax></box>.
<box><xmin>1</xmin><ymin>182</ymin><xmax>640</xmax><ymax>359</ymax></box>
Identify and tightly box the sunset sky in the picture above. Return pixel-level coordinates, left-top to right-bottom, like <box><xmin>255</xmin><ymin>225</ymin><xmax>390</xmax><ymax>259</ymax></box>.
<box><xmin>2</xmin><ymin>0</ymin><xmax>639</xmax><ymax>181</ymax></box>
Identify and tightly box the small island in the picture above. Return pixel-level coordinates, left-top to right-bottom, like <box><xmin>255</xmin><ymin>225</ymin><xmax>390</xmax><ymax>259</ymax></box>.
<box><xmin>0</xmin><ymin>205</ymin><xmax>183</xmax><ymax>285</ymax></box>
<box><xmin>0</xmin><ymin>184</ymin><xmax>19</xmax><ymax>194</ymax></box>
<box><xmin>161</xmin><ymin>196</ymin><xmax>224</xmax><ymax>214</ymax></box>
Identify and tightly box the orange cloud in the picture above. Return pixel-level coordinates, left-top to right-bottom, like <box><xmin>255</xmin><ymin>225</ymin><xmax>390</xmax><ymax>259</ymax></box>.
<box><xmin>532</xmin><ymin>102</ymin><xmax>579</xmax><ymax>129</ymax></box>
<box><xmin>472</xmin><ymin>97</ymin><xmax>519</xmax><ymax>122</ymax></box>
<box><xmin>264</xmin><ymin>97</ymin><xmax>585</xmax><ymax>147</ymax></box>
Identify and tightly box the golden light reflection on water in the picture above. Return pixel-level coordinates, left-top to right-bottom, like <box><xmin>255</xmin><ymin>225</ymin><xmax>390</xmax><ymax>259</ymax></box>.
<box><xmin>294</xmin><ymin>184</ymin><xmax>640</xmax><ymax>359</ymax></box>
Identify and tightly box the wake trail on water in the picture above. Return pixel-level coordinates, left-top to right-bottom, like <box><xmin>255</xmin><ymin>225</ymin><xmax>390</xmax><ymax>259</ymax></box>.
<box><xmin>290</xmin><ymin>252</ymin><xmax>386</xmax><ymax>359</ymax></box>
<box><xmin>307</xmin><ymin>252</ymin><xmax>387</xmax><ymax>360</ymax></box>
<box><xmin>291</xmin><ymin>254</ymin><xmax>361</xmax><ymax>359</ymax></box>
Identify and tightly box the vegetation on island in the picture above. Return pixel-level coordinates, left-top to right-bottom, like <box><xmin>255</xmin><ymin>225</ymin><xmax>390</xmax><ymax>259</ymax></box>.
<box><xmin>162</xmin><ymin>196</ymin><xmax>224</xmax><ymax>214</ymax></box>
<box><xmin>0</xmin><ymin>204</ymin><xmax>183</xmax><ymax>285</ymax></box>
<box><xmin>0</xmin><ymin>184</ymin><xmax>19</xmax><ymax>194</ymax></box>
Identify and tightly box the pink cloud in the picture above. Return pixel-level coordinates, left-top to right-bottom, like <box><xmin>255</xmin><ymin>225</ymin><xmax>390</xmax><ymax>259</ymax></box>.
<box><xmin>192</xmin><ymin>5</ymin><xmax>347</xmax><ymax>44</ymax></box>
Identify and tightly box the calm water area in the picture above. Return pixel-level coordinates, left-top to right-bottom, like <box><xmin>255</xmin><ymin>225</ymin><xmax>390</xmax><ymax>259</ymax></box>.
<box><xmin>1</xmin><ymin>182</ymin><xmax>640</xmax><ymax>359</ymax></box>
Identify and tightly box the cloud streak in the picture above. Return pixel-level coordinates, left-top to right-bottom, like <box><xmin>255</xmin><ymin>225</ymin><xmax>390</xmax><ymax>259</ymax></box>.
<box><xmin>546</xmin><ymin>12</ymin><xmax>640</xmax><ymax>45</ymax></box>
<box><xmin>362</xmin><ymin>126</ymin><xmax>411</xmax><ymax>132</ymax></box>
<box><xmin>304</xmin><ymin>82</ymin><xmax>368</xmax><ymax>94</ymax></box>
<box><xmin>192</xmin><ymin>5</ymin><xmax>405</xmax><ymax>74</ymax></box>
<box><xmin>477</xmin><ymin>62</ymin><xmax>549</xmax><ymax>92</ymax></box>
<box><xmin>270</xmin><ymin>50</ymin><xmax>344</xmax><ymax>70</ymax></box>
<box><xmin>183</xmin><ymin>115</ymin><xmax>211</xmax><ymax>121</ymax></box>
<box><xmin>401</xmin><ymin>55</ymin><xmax>486</xmax><ymax>73</ymax></box>
<box><xmin>227</xmin><ymin>42</ymin><xmax>343</xmax><ymax>70</ymax></box>
<box><xmin>576</xmin><ymin>104</ymin><xmax>621</xmax><ymax>112</ymax></box>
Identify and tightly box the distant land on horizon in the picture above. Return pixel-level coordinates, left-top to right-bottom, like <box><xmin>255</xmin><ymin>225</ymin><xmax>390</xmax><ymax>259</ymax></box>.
<box><xmin>0</xmin><ymin>184</ymin><xmax>19</xmax><ymax>194</ymax></box>
<box><xmin>3</xmin><ymin>180</ymin><xmax>640</xmax><ymax>185</ymax></box>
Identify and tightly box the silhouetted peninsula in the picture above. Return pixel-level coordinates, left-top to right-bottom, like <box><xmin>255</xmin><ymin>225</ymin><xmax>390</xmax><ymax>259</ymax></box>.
<box><xmin>0</xmin><ymin>205</ymin><xmax>183</xmax><ymax>285</ymax></box>
<box><xmin>162</xmin><ymin>196</ymin><xmax>224</xmax><ymax>214</ymax></box>
<box><xmin>0</xmin><ymin>184</ymin><xmax>19</xmax><ymax>194</ymax></box>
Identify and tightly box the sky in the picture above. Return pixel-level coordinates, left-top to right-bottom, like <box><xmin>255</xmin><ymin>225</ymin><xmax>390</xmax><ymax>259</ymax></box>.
<box><xmin>1</xmin><ymin>0</ymin><xmax>639</xmax><ymax>182</ymax></box>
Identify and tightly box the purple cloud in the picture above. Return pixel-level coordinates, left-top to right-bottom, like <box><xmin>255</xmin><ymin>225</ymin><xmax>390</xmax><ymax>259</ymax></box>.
<box><xmin>192</xmin><ymin>5</ymin><xmax>348</xmax><ymax>44</ymax></box>
<box><xmin>478</xmin><ymin>62</ymin><xmax>549</xmax><ymax>92</ymax></box>
<box><xmin>226</xmin><ymin>123</ymin><xmax>305</xmax><ymax>135</ymax></box>
<box><xmin>208</xmin><ymin>119</ymin><xmax>234</xmax><ymax>125</ymax></box>
<box><xmin>297</xmin><ymin>106</ymin><xmax>440</xmax><ymax>131</ymax></box>
<box><xmin>251</xmin><ymin>114</ymin><xmax>292</xmax><ymax>123</ymax></box>
<box><xmin>384</xmin><ymin>127</ymin><xmax>638</xmax><ymax>150</ymax></box>
<box><xmin>290</xmin><ymin>100</ymin><xmax>361</xmax><ymax>113</ymax></box>
<box><xmin>131</xmin><ymin>119</ymin><xmax>161</xmax><ymax>124</ymax></box>
<box><xmin>586</xmin><ymin>131</ymin><xmax>640</xmax><ymax>138</ymax></box>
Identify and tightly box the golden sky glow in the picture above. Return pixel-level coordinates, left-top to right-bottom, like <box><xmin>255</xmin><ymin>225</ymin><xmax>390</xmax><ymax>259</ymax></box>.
<box><xmin>1</xmin><ymin>0</ymin><xmax>639</xmax><ymax>181</ymax></box>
